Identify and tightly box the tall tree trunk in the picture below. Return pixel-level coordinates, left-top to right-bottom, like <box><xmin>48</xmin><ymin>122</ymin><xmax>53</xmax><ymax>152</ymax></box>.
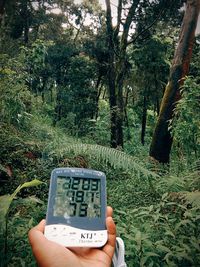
<box><xmin>53</xmin><ymin>87</ymin><xmax>62</xmax><ymax>126</ymax></box>
<box><xmin>108</xmin><ymin>62</ymin><xmax>118</xmax><ymax>148</ymax></box>
<box><xmin>124</xmin><ymin>87</ymin><xmax>131</xmax><ymax>140</ymax></box>
<box><xmin>115</xmin><ymin>60</ymin><xmax>126</xmax><ymax>148</ymax></box>
<box><xmin>149</xmin><ymin>0</ymin><xmax>200</xmax><ymax>163</ymax></box>
<box><xmin>105</xmin><ymin>0</ymin><xmax>118</xmax><ymax>148</ymax></box>
<box><xmin>154</xmin><ymin>69</ymin><xmax>160</xmax><ymax>115</ymax></box>
<box><xmin>141</xmin><ymin>95</ymin><xmax>147</xmax><ymax>145</ymax></box>
<box><xmin>22</xmin><ymin>0</ymin><xmax>29</xmax><ymax>44</ymax></box>
<box><xmin>0</xmin><ymin>0</ymin><xmax>6</xmax><ymax>25</ymax></box>
<box><xmin>94</xmin><ymin>74</ymin><xmax>103</xmax><ymax>119</ymax></box>
<box><xmin>105</xmin><ymin>0</ymin><xmax>141</xmax><ymax>149</ymax></box>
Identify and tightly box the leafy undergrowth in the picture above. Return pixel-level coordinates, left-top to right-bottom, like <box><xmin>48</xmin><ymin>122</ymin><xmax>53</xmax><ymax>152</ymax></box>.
<box><xmin>0</xmin><ymin>119</ymin><xmax>200</xmax><ymax>267</ymax></box>
<box><xmin>115</xmin><ymin>192</ymin><xmax>200</xmax><ymax>267</ymax></box>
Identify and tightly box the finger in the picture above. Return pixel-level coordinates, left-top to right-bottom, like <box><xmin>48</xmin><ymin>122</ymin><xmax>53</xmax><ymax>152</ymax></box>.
<box><xmin>34</xmin><ymin>219</ymin><xmax>46</xmax><ymax>232</ymax></box>
<box><xmin>106</xmin><ymin>206</ymin><xmax>113</xmax><ymax>217</ymax></box>
<box><xmin>28</xmin><ymin>220</ymin><xmax>47</xmax><ymax>248</ymax></box>
<box><xmin>28</xmin><ymin>220</ymin><xmax>74</xmax><ymax>266</ymax></box>
<box><xmin>102</xmin><ymin>216</ymin><xmax>116</xmax><ymax>259</ymax></box>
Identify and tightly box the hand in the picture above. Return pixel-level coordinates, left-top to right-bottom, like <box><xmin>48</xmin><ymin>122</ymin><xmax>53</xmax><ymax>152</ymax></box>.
<box><xmin>28</xmin><ymin>206</ymin><xmax>116</xmax><ymax>267</ymax></box>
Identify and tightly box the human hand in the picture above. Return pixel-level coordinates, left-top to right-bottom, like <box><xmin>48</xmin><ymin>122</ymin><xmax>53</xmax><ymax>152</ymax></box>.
<box><xmin>28</xmin><ymin>206</ymin><xmax>116</xmax><ymax>267</ymax></box>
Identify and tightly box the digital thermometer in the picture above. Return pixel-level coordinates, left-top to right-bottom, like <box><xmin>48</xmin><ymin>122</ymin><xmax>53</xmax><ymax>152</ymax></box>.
<box><xmin>44</xmin><ymin>168</ymin><xmax>107</xmax><ymax>247</ymax></box>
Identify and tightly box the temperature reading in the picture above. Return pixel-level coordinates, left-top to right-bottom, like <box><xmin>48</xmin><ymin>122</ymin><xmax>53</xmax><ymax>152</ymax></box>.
<box><xmin>53</xmin><ymin>177</ymin><xmax>101</xmax><ymax>218</ymax></box>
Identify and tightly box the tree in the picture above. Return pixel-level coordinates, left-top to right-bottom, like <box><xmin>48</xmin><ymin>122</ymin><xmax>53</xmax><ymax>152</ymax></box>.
<box><xmin>131</xmin><ymin>35</ymin><xmax>171</xmax><ymax>145</ymax></box>
<box><xmin>104</xmin><ymin>0</ymin><xmax>183</xmax><ymax>149</ymax></box>
<box><xmin>64</xmin><ymin>54</ymin><xmax>98</xmax><ymax>136</ymax></box>
<box><xmin>105</xmin><ymin>0</ymin><xmax>140</xmax><ymax>148</ymax></box>
<box><xmin>149</xmin><ymin>0</ymin><xmax>200</xmax><ymax>163</ymax></box>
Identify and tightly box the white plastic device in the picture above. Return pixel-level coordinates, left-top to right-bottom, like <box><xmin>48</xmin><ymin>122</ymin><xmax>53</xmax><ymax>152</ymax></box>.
<box><xmin>44</xmin><ymin>168</ymin><xmax>107</xmax><ymax>247</ymax></box>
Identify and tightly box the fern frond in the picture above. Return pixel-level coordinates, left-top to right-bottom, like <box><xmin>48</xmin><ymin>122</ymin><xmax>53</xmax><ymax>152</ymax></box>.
<box><xmin>45</xmin><ymin>143</ymin><xmax>158</xmax><ymax>179</ymax></box>
<box><xmin>156</xmin><ymin>175</ymin><xmax>186</xmax><ymax>193</ymax></box>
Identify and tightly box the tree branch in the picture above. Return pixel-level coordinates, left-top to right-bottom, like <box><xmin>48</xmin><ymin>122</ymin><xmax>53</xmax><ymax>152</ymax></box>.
<box><xmin>121</xmin><ymin>0</ymin><xmax>140</xmax><ymax>52</ymax></box>
<box><xmin>127</xmin><ymin>5</ymin><xmax>166</xmax><ymax>46</ymax></box>
<box><xmin>114</xmin><ymin>0</ymin><xmax>122</xmax><ymax>39</ymax></box>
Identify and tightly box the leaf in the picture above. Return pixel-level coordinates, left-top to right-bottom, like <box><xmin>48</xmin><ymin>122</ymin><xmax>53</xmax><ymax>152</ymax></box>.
<box><xmin>136</xmin><ymin>211</ymin><xmax>150</xmax><ymax>217</ymax></box>
<box><xmin>115</xmin><ymin>209</ymin><xmax>127</xmax><ymax>215</ymax></box>
<box><xmin>46</xmin><ymin>143</ymin><xmax>159</xmax><ymax>179</ymax></box>
<box><xmin>181</xmin><ymin>243</ymin><xmax>192</xmax><ymax>253</ymax></box>
<box><xmin>140</xmin><ymin>252</ymin><xmax>160</xmax><ymax>265</ymax></box>
<box><xmin>156</xmin><ymin>244</ymin><xmax>171</xmax><ymax>253</ymax></box>
<box><xmin>0</xmin><ymin>179</ymin><xmax>44</xmax><ymax>226</ymax></box>
<box><xmin>190</xmin><ymin>238</ymin><xmax>200</xmax><ymax>251</ymax></box>
<box><xmin>0</xmin><ymin>179</ymin><xmax>44</xmax><ymax>265</ymax></box>
<box><xmin>135</xmin><ymin>231</ymin><xmax>142</xmax><ymax>250</ymax></box>
<box><xmin>165</xmin><ymin>202</ymin><xmax>178</xmax><ymax>206</ymax></box>
<box><xmin>164</xmin><ymin>252</ymin><xmax>176</xmax><ymax>266</ymax></box>
<box><xmin>0</xmin><ymin>195</ymin><xmax>12</xmax><ymax>223</ymax></box>
<box><xmin>161</xmin><ymin>192</ymin><xmax>168</xmax><ymax>200</ymax></box>
<box><xmin>28</xmin><ymin>218</ymin><xmax>34</xmax><ymax>227</ymax></box>
<box><xmin>27</xmin><ymin>195</ymin><xmax>44</xmax><ymax>204</ymax></box>
<box><xmin>174</xmin><ymin>252</ymin><xmax>193</xmax><ymax>263</ymax></box>
<box><xmin>0</xmin><ymin>163</ymin><xmax>7</xmax><ymax>173</ymax></box>
<box><xmin>175</xmin><ymin>219</ymin><xmax>195</xmax><ymax>231</ymax></box>
<box><xmin>165</xmin><ymin>230</ymin><xmax>175</xmax><ymax>238</ymax></box>
<box><xmin>149</xmin><ymin>205</ymin><xmax>154</xmax><ymax>212</ymax></box>
<box><xmin>20</xmin><ymin>179</ymin><xmax>44</xmax><ymax>189</ymax></box>
<box><xmin>145</xmin><ymin>252</ymin><xmax>160</xmax><ymax>257</ymax></box>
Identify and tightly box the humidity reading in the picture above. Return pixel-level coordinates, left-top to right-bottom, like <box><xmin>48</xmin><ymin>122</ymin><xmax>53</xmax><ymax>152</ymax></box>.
<box><xmin>53</xmin><ymin>176</ymin><xmax>101</xmax><ymax>218</ymax></box>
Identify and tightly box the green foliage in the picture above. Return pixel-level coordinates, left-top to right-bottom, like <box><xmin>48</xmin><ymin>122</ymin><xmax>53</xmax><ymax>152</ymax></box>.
<box><xmin>90</xmin><ymin>99</ymin><xmax>110</xmax><ymax>146</ymax></box>
<box><xmin>21</xmin><ymin>39</ymin><xmax>55</xmax><ymax>98</ymax></box>
<box><xmin>170</xmin><ymin>77</ymin><xmax>200</xmax><ymax>161</ymax></box>
<box><xmin>4</xmin><ymin>196</ymin><xmax>46</xmax><ymax>267</ymax></box>
<box><xmin>0</xmin><ymin>55</ymin><xmax>33</xmax><ymax>127</ymax></box>
<box><xmin>115</xmin><ymin>193</ymin><xmax>200</xmax><ymax>267</ymax></box>
<box><xmin>61</xmin><ymin>54</ymin><xmax>98</xmax><ymax>136</ymax></box>
<box><xmin>22</xmin><ymin>39</ymin><xmax>49</xmax><ymax>71</ymax></box>
<box><xmin>1</xmin><ymin>113</ymin><xmax>200</xmax><ymax>266</ymax></box>
<box><xmin>130</xmin><ymin>34</ymin><xmax>171</xmax><ymax>105</ymax></box>
<box><xmin>45</xmin><ymin>142</ymin><xmax>158</xmax><ymax>181</ymax></box>
<box><xmin>0</xmin><ymin>180</ymin><xmax>44</xmax><ymax>267</ymax></box>
<box><xmin>0</xmin><ymin>1</ymin><xmax>200</xmax><ymax>267</ymax></box>
<box><xmin>0</xmin><ymin>179</ymin><xmax>44</xmax><ymax>221</ymax></box>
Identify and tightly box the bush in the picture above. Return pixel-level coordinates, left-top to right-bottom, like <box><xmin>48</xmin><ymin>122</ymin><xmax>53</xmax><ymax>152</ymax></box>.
<box><xmin>115</xmin><ymin>193</ymin><xmax>200</xmax><ymax>267</ymax></box>
<box><xmin>0</xmin><ymin>56</ymin><xmax>33</xmax><ymax>128</ymax></box>
<box><xmin>170</xmin><ymin>77</ymin><xmax>200</xmax><ymax>162</ymax></box>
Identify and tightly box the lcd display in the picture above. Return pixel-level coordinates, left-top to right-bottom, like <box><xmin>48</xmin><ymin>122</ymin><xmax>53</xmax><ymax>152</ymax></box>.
<box><xmin>53</xmin><ymin>176</ymin><xmax>101</xmax><ymax>218</ymax></box>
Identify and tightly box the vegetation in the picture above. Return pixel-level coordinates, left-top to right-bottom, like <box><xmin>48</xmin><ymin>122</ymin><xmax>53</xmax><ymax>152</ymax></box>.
<box><xmin>0</xmin><ymin>0</ymin><xmax>199</xmax><ymax>267</ymax></box>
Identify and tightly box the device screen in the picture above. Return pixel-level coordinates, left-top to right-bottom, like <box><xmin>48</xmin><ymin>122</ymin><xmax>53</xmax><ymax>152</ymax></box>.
<box><xmin>53</xmin><ymin>176</ymin><xmax>101</xmax><ymax>218</ymax></box>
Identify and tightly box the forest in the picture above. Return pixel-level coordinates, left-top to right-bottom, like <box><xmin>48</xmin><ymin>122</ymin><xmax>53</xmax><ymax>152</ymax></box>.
<box><xmin>0</xmin><ymin>0</ymin><xmax>200</xmax><ymax>266</ymax></box>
